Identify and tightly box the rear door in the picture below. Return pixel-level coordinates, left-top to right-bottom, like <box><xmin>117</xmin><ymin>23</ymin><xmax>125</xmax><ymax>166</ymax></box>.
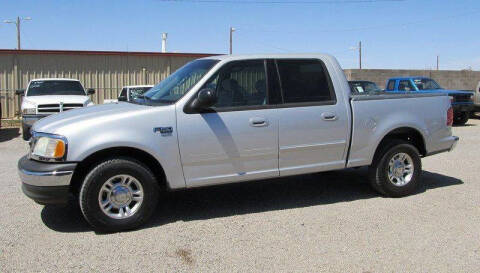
<box><xmin>274</xmin><ymin>59</ymin><xmax>350</xmax><ymax>176</ymax></box>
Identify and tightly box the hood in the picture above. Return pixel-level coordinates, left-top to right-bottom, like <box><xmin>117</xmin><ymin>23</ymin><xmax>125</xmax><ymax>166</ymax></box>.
<box><xmin>23</xmin><ymin>95</ymin><xmax>90</xmax><ymax>106</ymax></box>
<box><xmin>32</xmin><ymin>102</ymin><xmax>154</xmax><ymax>134</ymax></box>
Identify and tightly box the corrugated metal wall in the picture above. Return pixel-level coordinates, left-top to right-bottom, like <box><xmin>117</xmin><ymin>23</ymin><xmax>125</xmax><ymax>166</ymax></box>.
<box><xmin>0</xmin><ymin>50</ymin><xmax>214</xmax><ymax>119</ymax></box>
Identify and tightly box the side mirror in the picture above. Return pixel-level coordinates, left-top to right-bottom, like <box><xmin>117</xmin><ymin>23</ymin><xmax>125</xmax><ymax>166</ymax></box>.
<box><xmin>87</xmin><ymin>88</ymin><xmax>95</xmax><ymax>95</ymax></box>
<box><xmin>16</xmin><ymin>89</ymin><xmax>25</xmax><ymax>96</ymax></box>
<box><xmin>191</xmin><ymin>89</ymin><xmax>217</xmax><ymax>110</ymax></box>
<box><xmin>118</xmin><ymin>96</ymin><xmax>127</xmax><ymax>102</ymax></box>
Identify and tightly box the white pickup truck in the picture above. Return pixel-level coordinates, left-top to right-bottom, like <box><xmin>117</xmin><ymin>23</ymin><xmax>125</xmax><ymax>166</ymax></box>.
<box><xmin>17</xmin><ymin>78</ymin><xmax>95</xmax><ymax>140</ymax></box>
<box><xmin>18</xmin><ymin>54</ymin><xmax>458</xmax><ymax>231</ymax></box>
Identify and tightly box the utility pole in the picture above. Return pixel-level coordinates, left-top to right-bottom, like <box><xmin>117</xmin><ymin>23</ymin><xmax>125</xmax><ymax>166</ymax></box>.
<box><xmin>359</xmin><ymin>41</ymin><xmax>362</xmax><ymax>70</ymax></box>
<box><xmin>436</xmin><ymin>55</ymin><xmax>439</xmax><ymax>70</ymax></box>
<box><xmin>3</xmin><ymin>16</ymin><xmax>31</xmax><ymax>50</ymax></box>
<box><xmin>229</xmin><ymin>27</ymin><xmax>235</xmax><ymax>54</ymax></box>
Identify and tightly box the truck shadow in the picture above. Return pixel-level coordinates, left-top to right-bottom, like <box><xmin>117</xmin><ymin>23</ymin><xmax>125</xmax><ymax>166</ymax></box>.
<box><xmin>40</xmin><ymin>169</ymin><xmax>463</xmax><ymax>233</ymax></box>
<box><xmin>0</xmin><ymin>128</ymin><xmax>20</xmax><ymax>142</ymax></box>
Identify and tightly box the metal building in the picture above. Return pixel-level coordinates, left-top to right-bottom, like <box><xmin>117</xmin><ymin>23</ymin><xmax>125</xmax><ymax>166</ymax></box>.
<box><xmin>0</xmin><ymin>49</ymin><xmax>215</xmax><ymax>119</ymax></box>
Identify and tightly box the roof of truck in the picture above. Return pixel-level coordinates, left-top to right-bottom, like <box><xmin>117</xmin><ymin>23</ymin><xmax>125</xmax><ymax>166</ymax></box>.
<box><xmin>122</xmin><ymin>85</ymin><xmax>154</xmax><ymax>88</ymax></box>
<box><xmin>388</xmin><ymin>77</ymin><xmax>431</xmax><ymax>81</ymax></box>
<box><xmin>30</xmin><ymin>78</ymin><xmax>80</xmax><ymax>82</ymax></box>
<box><xmin>201</xmin><ymin>53</ymin><xmax>334</xmax><ymax>61</ymax></box>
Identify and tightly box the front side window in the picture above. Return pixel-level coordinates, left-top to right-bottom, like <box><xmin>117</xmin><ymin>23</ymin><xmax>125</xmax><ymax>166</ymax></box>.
<box><xmin>144</xmin><ymin>59</ymin><xmax>219</xmax><ymax>104</ymax></box>
<box><xmin>276</xmin><ymin>59</ymin><xmax>335</xmax><ymax>104</ymax></box>
<box><xmin>398</xmin><ymin>80</ymin><xmax>416</xmax><ymax>91</ymax></box>
<box><xmin>27</xmin><ymin>81</ymin><xmax>85</xmax><ymax>96</ymax></box>
<box><xmin>201</xmin><ymin>60</ymin><xmax>267</xmax><ymax>108</ymax></box>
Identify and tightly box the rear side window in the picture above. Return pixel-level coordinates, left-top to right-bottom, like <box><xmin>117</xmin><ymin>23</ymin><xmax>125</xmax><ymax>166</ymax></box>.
<box><xmin>386</xmin><ymin>80</ymin><xmax>395</xmax><ymax>91</ymax></box>
<box><xmin>276</xmin><ymin>59</ymin><xmax>335</xmax><ymax>104</ymax></box>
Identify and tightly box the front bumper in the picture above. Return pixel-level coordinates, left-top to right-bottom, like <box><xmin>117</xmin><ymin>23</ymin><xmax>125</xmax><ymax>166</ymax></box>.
<box><xmin>18</xmin><ymin>156</ymin><xmax>77</xmax><ymax>204</ymax></box>
<box><xmin>452</xmin><ymin>103</ymin><xmax>474</xmax><ymax>113</ymax></box>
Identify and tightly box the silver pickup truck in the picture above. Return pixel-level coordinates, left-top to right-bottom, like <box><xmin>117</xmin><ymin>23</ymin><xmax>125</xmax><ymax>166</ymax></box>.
<box><xmin>18</xmin><ymin>54</ymin><xmax>458</xmax><ymax>231</ymax></box>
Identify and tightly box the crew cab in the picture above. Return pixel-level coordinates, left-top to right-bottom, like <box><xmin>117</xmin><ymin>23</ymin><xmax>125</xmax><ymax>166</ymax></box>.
<box><xmin>385</xmin><ymin>77</ymin><xmax>474</xmax><ymax>125</ymax></box>
<box><xmin>104</xmin><ymin>85</ymin><xmax>153</xmax><ymax>104</ymax></box>
<box><xmin>17</xmin><ymin>79</ymin><xmax>95</xmax><ymax>140</ymax></box>
<box><xmin>18</xmin><ymin>54</ymin><xmax>459</xmax><ymax>231</ymax></box>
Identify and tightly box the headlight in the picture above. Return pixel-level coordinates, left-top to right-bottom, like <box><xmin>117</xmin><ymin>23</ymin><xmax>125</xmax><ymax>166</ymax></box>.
<box><xmin>22</xmin><ymin>108</ymin><xmax>36</xmax><ymax>115</ymax></box>
<box><xmin>30</xmin><ymin>132</ymin><xmax>68</xmax><ymax>162</ymax></box>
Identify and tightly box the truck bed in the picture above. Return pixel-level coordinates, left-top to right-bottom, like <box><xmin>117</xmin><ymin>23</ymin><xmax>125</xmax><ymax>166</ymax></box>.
<box><xmin>347</xmin><ymin>92</ymin><xmax>453</xmax><ymax>168</ymax></box>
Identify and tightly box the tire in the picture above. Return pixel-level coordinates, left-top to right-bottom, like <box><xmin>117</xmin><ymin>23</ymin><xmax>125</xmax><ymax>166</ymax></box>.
<box><xmin>453</xmin><ymin>112</ymin><xmax>469</xmax><ymax>126</ymax></box>
<box><xmin>79</xmin><ymin>157</ymin><xmax>159</xmax><ymax>232</ymax></box>
<box><xmin>368</xmin><ymin>140</ymin><xmax>422</xmax><ymax>197</ymax></box>
<box><xmin>22</xmin><ymin>124</ymin><xmax>31</xmax><ymax>141</ymax></box>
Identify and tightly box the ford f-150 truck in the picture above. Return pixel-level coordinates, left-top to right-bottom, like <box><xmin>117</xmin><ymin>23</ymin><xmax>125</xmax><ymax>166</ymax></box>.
<box><xmin>18</xmin><ymin>54</ymin><xmax>458</xmax><ymax>231</ymax></box>
<box><xmin>17</xmin><ymin>78</ymin><xmax>95</xmax><ymax>140</ymax></box>
<box><xmin>385</xmin><ymin>77</ymin><xmax>474</xmax><ymax>125</ymax></box>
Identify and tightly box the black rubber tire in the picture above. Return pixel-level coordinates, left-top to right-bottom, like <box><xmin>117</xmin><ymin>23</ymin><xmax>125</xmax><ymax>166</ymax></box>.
<box><xmin>368</xmin><ymin>140</ymin><xmax>422</xmax><ymax>197</ymax></box>
<box><xmin>22</xmin><ymin>124</ymin><xmax>31</xmax><ymax>141</ymax></box>
<box><xmin>453</xmin><ymin>112</ymin><xmax>469</xmax><ymax>126</ymax></box>
<box><xmin>79</xmin><ymin>157</ymin><xmax>159</xmax><ymax>232</ymax></box>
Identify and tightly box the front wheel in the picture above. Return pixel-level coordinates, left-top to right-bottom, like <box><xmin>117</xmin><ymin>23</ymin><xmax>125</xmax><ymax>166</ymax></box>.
<box><xmin>79</xmin><ymin>158</ymin><xmax>159</xmax><ymax>232</ymax></box>
<box><xmin>368</xmin><ymin>140</ymin><xmax>422</xmax><ymax>197</ymax></box>
<box><xmin>453</xmin><ymin>112</ymin><xmax>469</xmax><ymax>126</ymax></box>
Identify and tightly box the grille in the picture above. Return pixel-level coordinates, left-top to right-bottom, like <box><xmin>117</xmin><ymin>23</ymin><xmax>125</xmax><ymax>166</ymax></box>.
<box><xmin>37</xmin><ymin>103</ymin><xmax>84</xmax><ymax>114</ymax></box>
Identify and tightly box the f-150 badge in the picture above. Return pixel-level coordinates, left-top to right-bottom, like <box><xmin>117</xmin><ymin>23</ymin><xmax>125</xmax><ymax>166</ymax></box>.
<box><xmin>154</xmin><ymin>127</ymin><xmax>173</xmax><ymax>136</ymax></box>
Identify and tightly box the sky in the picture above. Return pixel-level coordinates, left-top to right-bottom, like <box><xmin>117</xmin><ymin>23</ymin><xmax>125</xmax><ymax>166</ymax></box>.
<box><xmin>0</xmin><ymin>0</ymin><xmax>479</xmax><ymax>70</ymax></box>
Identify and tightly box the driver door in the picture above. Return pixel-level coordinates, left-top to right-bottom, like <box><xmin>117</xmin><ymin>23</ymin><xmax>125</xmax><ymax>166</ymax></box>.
<box><xmin>176</xmin><ymin>60</ymin><xmax>280</xmax><ymax>187</ymax></box>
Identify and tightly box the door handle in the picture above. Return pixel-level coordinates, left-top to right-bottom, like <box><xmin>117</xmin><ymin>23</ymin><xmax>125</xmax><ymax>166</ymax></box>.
<box><xmin>249</xmin><ymin>117</ymin><xmax>268</xmax><ymax>127</ymax></box>
<box><xmin>321</xmin><ymin>112</ymin><xmax>337</xmax><ymax>121</ymax></box>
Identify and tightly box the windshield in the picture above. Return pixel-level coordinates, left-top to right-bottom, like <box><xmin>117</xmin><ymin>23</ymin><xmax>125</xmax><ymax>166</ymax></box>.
<box><xmin>144</xmin><ymin>59</ymin><xmax>219</xmax><ymax>103</ymax></box>
<box><xmin>350</xmin><ymin>81</ymin><xmax>381</xmax><ymax>93</ymax></box>
<box><xmin>414</xmin><ymin>78</ymin><xmax>442</xmax><ymax>90</ymax></box>
<box><xmin>27</xmin><ymin>80</ymin><xmax>86</xmax><ymax>96</ymax></box>
<box><xmin>129</xmin><ymin>87</ymin><xmax>152</xmax><ymax>100</ymax></box>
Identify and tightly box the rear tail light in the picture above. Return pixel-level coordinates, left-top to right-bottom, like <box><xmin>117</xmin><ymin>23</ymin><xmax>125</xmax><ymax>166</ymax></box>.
<box><xmin>447</xmin><ymin>97</ymin><xmax>453</xmax><ymax>126</ymax></box>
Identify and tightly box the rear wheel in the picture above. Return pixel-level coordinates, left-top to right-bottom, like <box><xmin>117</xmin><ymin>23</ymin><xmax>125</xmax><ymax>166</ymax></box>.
<box><xmin>79</xmin><ymin>157</ymin><xmax>159</xmax><ymax>232</ymax></box>
<box><xmin>368</xmin><ymin>140</ymin><xmax>422</xmax><ymax>197</ymax></box>
<box><xmin>453</xmin><ymin>112</ymin><xmax>469</xmax><ymax>126</ymax></box>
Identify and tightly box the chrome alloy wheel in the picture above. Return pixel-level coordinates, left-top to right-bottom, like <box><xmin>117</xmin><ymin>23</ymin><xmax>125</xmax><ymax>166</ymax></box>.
<box><xmin>387</xmin><ymin>152</ymin><xmax>414</xmax><ymax>186</ymax></box>
<box><xmin>98</xmin><ymin>175</ymin><xmax>144</xmax><ymax>219</ymax></box>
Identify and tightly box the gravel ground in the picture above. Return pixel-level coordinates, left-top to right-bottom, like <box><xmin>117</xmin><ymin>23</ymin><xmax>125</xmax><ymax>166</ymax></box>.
<box><xmin>0</xmin><ymin>120</ymin><xmax>479</xmax><ymax>273</ymax></box>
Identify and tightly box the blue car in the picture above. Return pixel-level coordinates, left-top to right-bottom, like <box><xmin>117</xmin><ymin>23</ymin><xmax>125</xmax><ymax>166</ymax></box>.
<box><xmin>385</xmin><ymin>77</ymin><xmax>474</xmax><ymax>125</ymax></box>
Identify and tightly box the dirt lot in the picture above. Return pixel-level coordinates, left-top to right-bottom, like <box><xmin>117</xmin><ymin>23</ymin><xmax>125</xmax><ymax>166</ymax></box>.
<box><xmin>0</xmin><ymin>120</ymin><xmax>479</xmax><ymax>272</ymax></box>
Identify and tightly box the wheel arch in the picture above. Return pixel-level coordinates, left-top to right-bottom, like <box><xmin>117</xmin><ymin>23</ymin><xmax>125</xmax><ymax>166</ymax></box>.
<box><xmin>70</xmin><ymin>146</ymin><xmax>168</xmax><ymax>195</ymax></box>
<box><xmin>372</xmin><ymin>127</ymin><xmax>427</xmax><ymax>162</ymax></box>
